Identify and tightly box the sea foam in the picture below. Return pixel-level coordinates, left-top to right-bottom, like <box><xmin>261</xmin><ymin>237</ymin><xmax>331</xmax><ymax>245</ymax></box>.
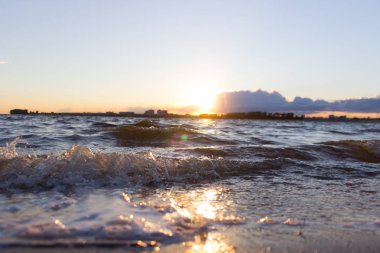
<box><xmin>0</xmin><ymin>140</ymin><xmax>283</xmax><ymax>191</ymax></box>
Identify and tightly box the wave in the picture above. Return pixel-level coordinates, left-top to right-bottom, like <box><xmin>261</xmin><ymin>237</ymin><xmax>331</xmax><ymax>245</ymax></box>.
<box><xmin>319</xmin><ymin>140</ymin><xmax>380</xmax><ymax>163</ymax></box>
<box><xmin>2</xmin><ymin>136</ymin><xmax>378</xmax><ymax>192</ymax></box>
<box><xmin>187</xmin><ymin>146</ymin><xmax>314</xmax><ymax>161</ymax></box>
<box><xmin>133</xmin><ymin>119</ymin><xmax>160</xmax><ymax>128</ymax></box>
<box><xmin>0</xmin><ymin>141</ymin><xmax>284</xmax><ymax>191</ymax></box>
<box><xmin>189</xmin><ymin>147</ymin><xmax>230</xmax><ymax>157</ymax></box>
<box><xmin>235</xmin><ymin>140</ymin><xmax>380</xmax><ymax>163</ymax></box>
<box><xmin>199</xmin><ymin>140</ymin><xmax>380</xmax><ymax>164</ymax></box>
<box><xmin>0</xmin><ymin>138</ymin><xmax>23</xmax><ymax>160</ymax></box>
<box><xmin>105</xmin><ymin>120</ymin><xmax>232</xmax><ymax>147</ymax></box>
<box><xmin>91</xmin><ymin>122</ymin><xmax>118</xmax><ymax>128</ymax></box>
<box><xmin>235</xmin><ymin>146</ymin><xmax>315</xmax><ymax>161</ymax></box>
<box><xmin>360</xmin><ymin>128</ymin><xmax>380</xmax><ymax>133</ymax></box>
<box><xmin>107</xmin><ymin>125</ymin><xmax>195</xmax><ymax>146</ymax></box>
<box><xmin>328</xmin><ymin>130</ymin><xmax>355</xmax><ymax>135</ymax></box>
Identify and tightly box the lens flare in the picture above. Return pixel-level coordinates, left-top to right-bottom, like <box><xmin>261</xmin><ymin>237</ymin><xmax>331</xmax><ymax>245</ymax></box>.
<box><xmin>181</xmin><ymin>134</ymin><xmax>188</xmax><ymax>141</ymax></box>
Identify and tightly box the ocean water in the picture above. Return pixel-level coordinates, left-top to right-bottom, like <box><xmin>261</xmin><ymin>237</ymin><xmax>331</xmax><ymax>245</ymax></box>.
<box><xmin>0</xmin><ymin>115</ymin><xmax>379</xmax><ymax>252</ymax></box>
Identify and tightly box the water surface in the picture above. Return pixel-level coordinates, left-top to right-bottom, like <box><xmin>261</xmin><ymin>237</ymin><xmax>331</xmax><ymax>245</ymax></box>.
<box><xmin>0</xmin><ymin>115</ymin><xmax>379</xmax><ymax>252</ymax></box>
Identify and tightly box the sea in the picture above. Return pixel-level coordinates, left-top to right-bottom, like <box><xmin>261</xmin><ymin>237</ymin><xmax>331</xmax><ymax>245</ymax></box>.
<box><xmin>0</xmin><ymin>115</ymin><xmax>379</xmax><ymax>253</ymax></box>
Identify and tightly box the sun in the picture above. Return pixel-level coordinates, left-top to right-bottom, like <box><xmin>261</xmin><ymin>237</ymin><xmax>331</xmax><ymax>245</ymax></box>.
<box><xmin>186</xmin><ymin>84</ymin><xmax>222</xmax><ymax>114</ymax></box>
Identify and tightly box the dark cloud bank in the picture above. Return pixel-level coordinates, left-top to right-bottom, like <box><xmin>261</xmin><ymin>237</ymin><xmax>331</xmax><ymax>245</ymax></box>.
<box><xmin>214</xmin><ymin>90</ymin><xmax>380</xmax><ymax>113</ymax></box>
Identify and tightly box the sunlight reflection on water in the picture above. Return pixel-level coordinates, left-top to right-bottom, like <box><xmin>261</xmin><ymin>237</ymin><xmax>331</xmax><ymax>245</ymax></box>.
<box><xmin>188</xmin><ymin>233</ymin><xmax>235</xmax><ymax>253</ymax></box>
<box><xmin>164</xmin><ymin>187</ymin><xmax>238</xmax><ymax>252</ymax></box>
<box><xmin>166</xmin><ymin>187</ymin><xmax>236</xmax><ymax>222</ymax></box>
<box><xmin>195</xmin><ymin>190</ymin><xmax>217</xmax><ymax>220</ymax></box>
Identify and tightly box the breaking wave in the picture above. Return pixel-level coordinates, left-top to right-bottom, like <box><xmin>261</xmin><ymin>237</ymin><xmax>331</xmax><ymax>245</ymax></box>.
<box><xmin>0</xmin><ymin>138</ymin><xmax>24</xmax><ymax>160</ymax></box>
<box><xmin>1</xmin><ymin>136</ymin><xmax>379</xmax><ymax>192</ymax></box>
<box><xmin>0</xmin><ymin>141</ymin><xmax>283</xmax><ymax>191</ymax></box>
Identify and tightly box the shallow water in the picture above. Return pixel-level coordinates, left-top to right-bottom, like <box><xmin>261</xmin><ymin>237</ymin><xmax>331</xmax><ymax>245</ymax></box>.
<box><xmin>0</xmin><ymin>115</ymin><xmax>379</xmax><ymax>252</ymax></box>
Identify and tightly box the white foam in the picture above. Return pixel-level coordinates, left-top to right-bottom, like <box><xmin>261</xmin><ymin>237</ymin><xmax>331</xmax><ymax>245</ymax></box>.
<box><xmin>0</xmin><ymin>141</ymin><xmax>283</xmax><ymax>191</ymax></box>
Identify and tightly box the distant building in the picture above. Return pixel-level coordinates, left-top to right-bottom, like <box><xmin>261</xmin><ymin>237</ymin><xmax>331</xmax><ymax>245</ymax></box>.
<box><xmin>119</xmin><ymin>112</ymin><xmax>135</xmax><ymax>117</ymax></box>
<box><xmin>285</xmin><ymin>113</ymin><xmax>294</xmax><ymax>119</ymax></box>
<box><xmin>10</xmin><ymin>109</ymin><xmax>28</xmax><ymax>115</ymax></box>
<box><xmin>144</xmin><ymin>109</ymin><xmax>155</xmax><ymax>117</ymax></box>
<box><xmin>157</xmin><ymin>110</ymin><xmax>168</xmax><ymax>117</ymax></box>
<box><xmin>106</xmin><ymin>111</ymin><xmax>116</xmax><ymax>115</ymax></box>
<box><xmin>329</xmin><ymin>114</ymin><xmax>347</xmax><ymax>120</ymax></box>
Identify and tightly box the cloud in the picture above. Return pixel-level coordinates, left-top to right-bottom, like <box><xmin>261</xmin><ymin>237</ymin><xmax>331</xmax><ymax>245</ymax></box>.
<box><xmin>214</xmin><ymin>90</ymin><xmax>380</xmax><ymax>113</ymax></box>
<box><xmin>215</xmin><ymin>90</ymin><xmax>287</xmax><ymax>113</ymax></box>
<box><xmin>0</xmin><ymin>60</ymin><xmax>8</xmax><ymax>64</ymax></box>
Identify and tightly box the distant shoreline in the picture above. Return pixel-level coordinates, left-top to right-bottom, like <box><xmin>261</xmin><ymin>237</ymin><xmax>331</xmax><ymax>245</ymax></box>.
<box><xmin>3</xmin><ymin>111</ymin><xmax>380</xmax><ymax>122</ymax></box>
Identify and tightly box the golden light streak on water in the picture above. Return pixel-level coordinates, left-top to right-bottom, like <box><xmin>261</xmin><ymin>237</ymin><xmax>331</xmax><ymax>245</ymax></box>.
<box><xmin>168</xmin><ymin>189</ymin><xmax>221</xmax><ymax>221</ymax></box>
<box><xmin>195</xmin><ymin>190</ymin><xmax>217</xmax><ymax>219</ymax></box>
<box><xmin>187</xmin><ymin>233</ymin><xmax>235</xmax><ymax>253</ymax></box>
<box><xmin>164</xmin><ymin>187</ymin><xmax>246</xmax><ymax>226</ymax></box>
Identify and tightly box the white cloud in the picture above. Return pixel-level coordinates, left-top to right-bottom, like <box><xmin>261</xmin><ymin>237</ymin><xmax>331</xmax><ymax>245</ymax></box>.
<box><xmin>215</xmin><ymin>90</ymin><xmax>380</xmax><ymax>113</ymax></box>
<box><xmin>0</xmin><ymin>60</ymin><xmax>8</xmax><ymax>64</ymax></box>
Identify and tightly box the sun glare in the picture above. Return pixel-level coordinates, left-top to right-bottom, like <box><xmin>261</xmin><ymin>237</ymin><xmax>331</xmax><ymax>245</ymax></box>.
<box><xmin>186</xmin><ymin>84</ymin><xmax>222</xmax><ymax>114</ymax></box>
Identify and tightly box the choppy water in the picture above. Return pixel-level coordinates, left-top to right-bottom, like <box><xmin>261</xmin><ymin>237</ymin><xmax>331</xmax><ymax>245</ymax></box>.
<box><xmin>0</xmin><ymin>115</ymin><xmax>379</xmax><ymax>252</ymax></box>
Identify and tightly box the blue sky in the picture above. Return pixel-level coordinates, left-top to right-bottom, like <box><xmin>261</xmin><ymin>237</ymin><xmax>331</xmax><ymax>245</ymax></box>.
<box><xmin>1</xmin><ymin>0</ymin><xmax>379</xmax><ymax>113</ymax></box>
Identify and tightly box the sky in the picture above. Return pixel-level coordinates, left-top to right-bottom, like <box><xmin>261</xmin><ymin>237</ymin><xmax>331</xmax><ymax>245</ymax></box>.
<box><xmin>1</xmin><ymin>0</ymin><xmax>379</xmax><ymax>114</ymax></box>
